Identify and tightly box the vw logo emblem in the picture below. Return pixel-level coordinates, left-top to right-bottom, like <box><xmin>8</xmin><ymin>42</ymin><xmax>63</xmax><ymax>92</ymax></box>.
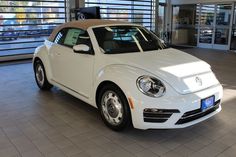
<box><xmin>78</xmin><ymin>13</ymin><xmax>86</xmax><ymax>20</ymax></box>
<box><xmin>195</xmin><ymin>76</ymin><xmax>202</xmax><ymax>86</ymax></box>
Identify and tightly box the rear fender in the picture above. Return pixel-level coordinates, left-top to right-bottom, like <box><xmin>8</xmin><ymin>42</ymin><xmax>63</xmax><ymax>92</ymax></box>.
<box><xmin>33</xmin><ymin>43</ymin><xmax>53</xmax><ymax>82</ymax></box>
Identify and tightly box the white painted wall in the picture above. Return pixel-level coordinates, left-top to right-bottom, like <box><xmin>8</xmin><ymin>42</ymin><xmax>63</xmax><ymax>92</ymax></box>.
<box><xmin>171</xmin><ymin>0</ymin><xmax>236</xmax><ymax>5</ymax></box>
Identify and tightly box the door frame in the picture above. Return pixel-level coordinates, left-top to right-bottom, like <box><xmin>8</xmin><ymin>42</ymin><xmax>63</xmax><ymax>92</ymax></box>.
<box><xmin>197</xmin><ymin>4</ymin><xmax>215</xmax><ymax>49</ymax></box>
<box><xmin>197</xmin><ymin>3</ymin><xmax>234</xmax><ymax>50</ymax></box>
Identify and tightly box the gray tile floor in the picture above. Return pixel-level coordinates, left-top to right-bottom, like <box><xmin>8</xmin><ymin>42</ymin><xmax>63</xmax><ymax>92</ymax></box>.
<box><xmin>0</xmin><ymin>48</ymin><xmax>236</xmax><ymax>157</ymax></box>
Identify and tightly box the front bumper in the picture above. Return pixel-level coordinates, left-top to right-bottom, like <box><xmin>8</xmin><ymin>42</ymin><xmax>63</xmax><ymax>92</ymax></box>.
<box><xmin>130</xmin><ymin>84</ymin><xmax>223</xmax><ymax>130</ymax></box>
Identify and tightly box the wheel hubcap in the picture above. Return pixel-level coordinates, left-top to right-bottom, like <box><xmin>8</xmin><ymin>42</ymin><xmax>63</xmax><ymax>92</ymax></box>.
<box><xmin>36</xmin><ymin>64</ymin><xmax>44</xmax><ymax>86</ymax></box>
<box><xmin>101</xmin><ymin>91</ymin><xmax>124</xmax><ymax>126</ymax></box>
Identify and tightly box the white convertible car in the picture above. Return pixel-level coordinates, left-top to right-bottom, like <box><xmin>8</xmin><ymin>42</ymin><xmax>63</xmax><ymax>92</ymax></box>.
<box><xmin>33</xmin><ymin>20</ymin><xmax>223</xmax><ymax>130</ymax></box>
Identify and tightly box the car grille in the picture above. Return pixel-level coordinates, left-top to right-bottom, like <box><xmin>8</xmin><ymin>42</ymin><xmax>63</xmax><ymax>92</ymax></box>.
<box><xmin>175</xmin><ymin>99</ymin><xmax>221</xmax><ymax>125</ymax></box>
<box><xmin>143</xmin><ymin>109</ymin><xmax>180</xmax><ymax>123</ymax></box>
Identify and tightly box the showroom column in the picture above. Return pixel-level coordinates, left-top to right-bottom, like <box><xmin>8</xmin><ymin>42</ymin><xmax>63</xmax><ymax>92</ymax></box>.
<box><xmin>155</xmin><ymin>0</ymin><xmax>159</xmax><ymax>35</ymax></box>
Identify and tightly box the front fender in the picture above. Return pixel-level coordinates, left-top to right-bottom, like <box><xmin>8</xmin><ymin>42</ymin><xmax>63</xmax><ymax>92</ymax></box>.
<box><xmin>93</xmin><ymin>64</ymin><xmax>192</xmax><ymax>129</ymax></box>
<box><xmin>93</xmin><ymin>64</ymin><xmax>155</xmax><ymax>106</ymax></box>
<box><xmin>93</xmin><ymin>64</ymin><xmax>167</xmax><ymax>129</ymax></box>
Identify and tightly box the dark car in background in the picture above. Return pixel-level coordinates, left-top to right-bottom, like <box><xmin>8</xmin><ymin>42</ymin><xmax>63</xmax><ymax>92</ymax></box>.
<box><xmin>0</xmin><ymin>20</ymin><xmax>19</xmax><ymax>40</ymax></box>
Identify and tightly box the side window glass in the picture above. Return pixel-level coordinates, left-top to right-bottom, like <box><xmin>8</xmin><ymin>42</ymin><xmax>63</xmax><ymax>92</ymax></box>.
<box><xmin>63</xmin><ymin>29</ymin><xmax>82</xmax><ymax>47</ymax></box>
<box><xmin>54</xmin><ymin>29</ymin><xmax>67</xmax><ymax>45</ymax></box>
<box><xmin>54</xmin><ymin>28</ymin><xmax>93</xmax><ymax>54</ymax></box>
<box><xmin>76</xmin><ymin>31</ymin><xmax>90</xmax><ymax>45</ymax></box>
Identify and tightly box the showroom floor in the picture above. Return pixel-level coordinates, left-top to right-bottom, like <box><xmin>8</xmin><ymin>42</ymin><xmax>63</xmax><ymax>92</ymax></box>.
<box><xmin>0</xmin><ymin>48</ymin><xmax>236</xmax><ymax>157</ymax></box>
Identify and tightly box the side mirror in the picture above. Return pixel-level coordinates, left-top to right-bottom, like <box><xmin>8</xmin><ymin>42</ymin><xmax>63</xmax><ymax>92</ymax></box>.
<box><xmin>73</xmin><ymin>44</ymin><xmax>90</xmax><ymax>53</ymax></box>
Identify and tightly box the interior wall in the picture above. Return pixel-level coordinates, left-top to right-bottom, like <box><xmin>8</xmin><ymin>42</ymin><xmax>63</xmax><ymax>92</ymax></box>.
<box><xmin>171</xmin><ymin>0</ymin><xmax>236</xmax><ymax>4</ymax></box>
<box><xmin>69</xmin><ymin>0</ymin><xmax>75</xmax><ymax>9</ymax></box>
<box><xmin>68</xmin><ymin>0</ymin><xmax>85</xmax><ymax>9</ymax></box>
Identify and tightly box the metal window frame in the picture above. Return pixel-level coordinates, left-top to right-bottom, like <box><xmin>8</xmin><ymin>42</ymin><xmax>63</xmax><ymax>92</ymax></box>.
<box><xmin>0</xmin><ymin>0</ymin><xmax>67</xmax><ymax>61</ymax></box>
<box><xmin>0</xmin><ymin>11</ymin><xmax>66</xmax><ymax>14</ymax></box>
<box><xmin>0</xmin><ymin>40</ymin><xmax>45</xmax><ymax>46</ymax></box>
<box><xmin>0</xmin><ymin>0</ymin><xmax>65</xmax><ymax>2</ymax></box>
<box><xmin>85</xmin><ymin>0</ymin><xmax>156</xmax><ymax>30</ymax></box>
<box><xmin>0</xmin><ymin>6</ymin><xmax>65</xmax><ymax>9</ymax></box>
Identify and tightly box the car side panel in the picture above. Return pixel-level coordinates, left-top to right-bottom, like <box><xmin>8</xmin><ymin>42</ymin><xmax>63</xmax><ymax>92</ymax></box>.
<box><xmin>33</xmin><ymin>41</ymin><xmax>54</xmax><ymax>83</ymax></box>
<box><xmin>34</xmin><ymin>41</ymin><xmax>95</xmax><ymax>105</ymax></box>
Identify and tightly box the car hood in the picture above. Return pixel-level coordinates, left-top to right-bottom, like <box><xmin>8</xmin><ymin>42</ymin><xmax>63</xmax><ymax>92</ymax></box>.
<box><xmin>105</xmin><ymin>48</ymin><xmax>219</xmax><ymax>94</ymax></box>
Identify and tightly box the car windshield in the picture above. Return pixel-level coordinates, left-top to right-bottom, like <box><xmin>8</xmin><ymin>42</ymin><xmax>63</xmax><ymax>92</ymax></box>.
<box><xmin>93</xmin><ymin>26</ymin><xmax>167</xmax><ymax>54</ymax></box>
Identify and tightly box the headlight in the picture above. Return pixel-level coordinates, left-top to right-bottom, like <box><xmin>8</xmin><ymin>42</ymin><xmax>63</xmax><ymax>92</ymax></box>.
<box><xmin>137</xmin><ymin>76</ymin><xmax>165</xmax><ymax>98</ymax></box>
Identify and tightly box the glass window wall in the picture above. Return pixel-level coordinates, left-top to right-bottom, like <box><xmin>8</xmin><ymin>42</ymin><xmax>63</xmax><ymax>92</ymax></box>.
<box><xmin>172</xmin><ymin>4</ymin><xmax>199</xmax><ymax>46</ymax></box>
<box><xmin>0</xmin><ymin>0</ymin><xmax>66</xmax><ymax>57</ymax></box>
<box><xmin>231</xmin><ymin>3</ymin><xmax>236</xmax><ymax>50</ymax></box>
<box><xmin>85</xmin><ymin>0</ymin><xmax>156</xmax><ymax>30</ymax></box>
<box><xmin>215</xmin><ymin>4</ymin><xmax>231</xmax><ymax>45</ymax></box>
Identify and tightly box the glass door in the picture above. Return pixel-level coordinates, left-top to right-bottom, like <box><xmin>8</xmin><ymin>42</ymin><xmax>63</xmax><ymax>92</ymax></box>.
<box><xmin>214</xmin><ymin>4</ymin><xmax>232</xmax><ymax>49</ymax></box>
<box><xmin>198</xmin><ymin>4</ymin><xmax>215</xmax><ymax>48</ymax></box>
<box><xmin>230</xmin><ymin>4</ymin><xmax>236</xmax><ymax>50</ymax></box>
<box><xmin>171</xmin><ymin>4</ymin><xmax>199</xmax><ymax>46</ymax></box>
<box><xmin>198</xmin><ymin>4</ymin><xmax>233</xmax><ymax>50</ymax></box>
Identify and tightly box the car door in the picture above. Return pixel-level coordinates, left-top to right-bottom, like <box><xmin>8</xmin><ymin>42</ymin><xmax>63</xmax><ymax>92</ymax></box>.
<box><xmin>49</xmin><ymin>28</ymin><xmax>94</xmax><ymax>100</ymax></box>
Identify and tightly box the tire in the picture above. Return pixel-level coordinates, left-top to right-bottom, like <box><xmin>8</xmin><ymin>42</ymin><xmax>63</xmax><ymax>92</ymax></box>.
<box><xmin>98</xmin><ymin>84</ymin><xmax>131</xmax><ymax>131</ymax></box>
<box><xmin>34</xmin><ymin>59</ymin><xmax>53</xmax><ymax>90</ymax></box>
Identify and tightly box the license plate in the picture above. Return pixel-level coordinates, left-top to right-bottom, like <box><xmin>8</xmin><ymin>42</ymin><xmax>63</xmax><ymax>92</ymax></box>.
<box><xmin>201</xmin><ymin>96</ymin><xmax>215</xmax><ymax>111</ymax></box>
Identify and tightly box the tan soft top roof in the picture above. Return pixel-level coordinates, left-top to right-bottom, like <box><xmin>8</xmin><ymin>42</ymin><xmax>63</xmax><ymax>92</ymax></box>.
<box><xmin>48</xmin><ymin>19</ymin><xmax>131</xmax><ymax>41</ymax></box>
